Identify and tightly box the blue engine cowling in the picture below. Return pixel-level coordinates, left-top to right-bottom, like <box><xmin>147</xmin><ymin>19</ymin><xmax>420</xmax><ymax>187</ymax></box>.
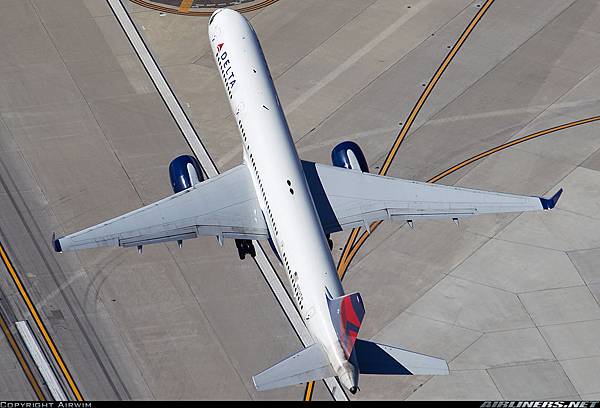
<box><xmin>331</xmin><ymin>141</ymin><xmax>369</xmax><ymax>172</ymax></box>
<box><xmin>169</xmin><ymin>155</ymin><xmax>204</xmax><ymax>193</ymax></box>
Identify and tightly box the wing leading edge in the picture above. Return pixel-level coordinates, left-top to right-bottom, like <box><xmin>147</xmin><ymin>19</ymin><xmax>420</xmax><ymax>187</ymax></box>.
<box><xmin>53</xmin><ymin>164</ymin><xmax>268</xmax><ymax>252</ymax></box>
<box><xmin>302</xmin><ymin>161</ymin><xmax>562</xmax><ymax>235</ymax></box>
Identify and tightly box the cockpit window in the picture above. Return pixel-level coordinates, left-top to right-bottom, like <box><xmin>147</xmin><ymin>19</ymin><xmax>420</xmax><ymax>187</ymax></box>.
<box><xmin>209</xmin><ymin>9</ymin><xmax>221</xmax><ymax>25</ymax></box>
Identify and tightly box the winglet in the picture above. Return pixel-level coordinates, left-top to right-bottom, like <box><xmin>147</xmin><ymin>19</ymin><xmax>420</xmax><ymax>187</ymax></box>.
<box><xmin>540</xmin><ymin>188</ymin><xmax>563</xmax><ymax>210</ymax></box>
<box><xmin>52</xmin><ymin>233</ymin><xmax>62</xmax><ymax>253</ymax></box>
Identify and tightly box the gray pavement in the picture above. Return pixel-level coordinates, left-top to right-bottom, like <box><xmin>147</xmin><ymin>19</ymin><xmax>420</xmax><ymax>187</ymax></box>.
<box><xmin>0</xmin><ymin>0</ymin><xmax>599</xmax><ymax>401</ymax></box>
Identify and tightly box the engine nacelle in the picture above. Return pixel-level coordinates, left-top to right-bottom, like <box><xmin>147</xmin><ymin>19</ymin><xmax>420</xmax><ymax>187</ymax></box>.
<box><xmin>169</xmin><ymin>155</ymin><xmax>204</xmax><ymax>193</ymax></box>
<box><xmin>331</xmin><ymin>141</ymin><xmax>369</xmax><ymax>172</ymax></box>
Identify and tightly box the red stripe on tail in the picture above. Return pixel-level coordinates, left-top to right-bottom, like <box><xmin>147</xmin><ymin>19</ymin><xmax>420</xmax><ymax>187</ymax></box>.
<box><xmin>328</xmin><ymin>293</ymin><xmax>365</xmax><ymax>359</ymax></box>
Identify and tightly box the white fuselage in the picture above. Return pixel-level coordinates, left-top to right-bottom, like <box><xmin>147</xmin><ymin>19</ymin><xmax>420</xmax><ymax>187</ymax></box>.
<box><xmin>209</xmin><ymin>9</ymin><xmax>357</xmax><ymax>390</ymax></box>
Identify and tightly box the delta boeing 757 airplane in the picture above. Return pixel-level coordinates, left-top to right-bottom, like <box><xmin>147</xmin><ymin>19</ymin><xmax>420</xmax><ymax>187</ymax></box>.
<box><xmin>52</xmin><ymin>8</ymin><xmax>562</xmax><ymax>394</ymax></box>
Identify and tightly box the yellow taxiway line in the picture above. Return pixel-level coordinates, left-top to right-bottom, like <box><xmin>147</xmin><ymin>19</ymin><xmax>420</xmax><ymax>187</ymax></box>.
<box><xmin>178</xmin><ymin>0</ymin><xmax>194</xmax><ymax>13</ymax></box>
<box><xmin>303</xmin><ymin>380</ymin><xmax>315</xmax><ymax>401</ymax></box>
<box><xmin>0</xmin><ymin>242</ymin><xmax>83</xmax><ymax>401</ymax></box>
<box><xmin>307</xmin><ymin>0</ymin><xmax>497</xmax><ymax>400</ymax></box>
<box><xmin>336</xmin><ymin>0</ymin><xmax>496</xmax><ymax>276</ymax></box>
<box><xmin>340</xmin><ymin>115</ymin><xmax>600</xmax><ymax>277</ymax></box>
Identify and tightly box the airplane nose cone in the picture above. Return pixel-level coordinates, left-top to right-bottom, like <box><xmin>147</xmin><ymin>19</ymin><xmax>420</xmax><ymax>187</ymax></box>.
<box><xmin>349</xmin><ymin>386</ymin><xmax>358</xmax><ymax>394</ymax></box>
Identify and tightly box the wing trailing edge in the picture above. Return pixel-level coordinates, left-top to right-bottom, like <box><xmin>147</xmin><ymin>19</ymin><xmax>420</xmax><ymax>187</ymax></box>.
<box><xmin>252</xmin><ymin>343</ymin><xmax>334</xmax><ymax>391</ymax></box>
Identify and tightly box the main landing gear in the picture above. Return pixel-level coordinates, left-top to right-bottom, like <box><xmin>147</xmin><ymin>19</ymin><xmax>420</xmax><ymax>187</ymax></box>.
<box><xmin>326</xmin><ymin>234</ymin><xmax>333</xmax><ymax>251</ymax></box>
<box><xmin>235</xmin><ymin>239</ymin><xmax>256</xmax><ymax>260</ymax></box>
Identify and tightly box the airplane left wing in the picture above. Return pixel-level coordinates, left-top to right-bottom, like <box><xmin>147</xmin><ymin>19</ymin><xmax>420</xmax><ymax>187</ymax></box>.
<box><xmin>53</xmin><ymin>164</ymin><xmax>268</xmax><ymax>252</ymax></box>
<box><xmin>302</xmin><ymin>161</ymin><xmax>562</xmax><ymax>235</ymax></box>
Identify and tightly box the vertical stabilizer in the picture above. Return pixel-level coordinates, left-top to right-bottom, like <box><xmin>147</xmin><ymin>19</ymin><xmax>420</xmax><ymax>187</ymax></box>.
<box><xmin>327</xmin><ymin>292</ymin><xmax>365</xmax><ymax>358</ymax></box>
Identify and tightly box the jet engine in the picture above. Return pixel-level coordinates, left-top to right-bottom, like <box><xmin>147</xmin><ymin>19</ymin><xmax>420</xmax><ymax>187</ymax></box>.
<box><xmin>331</xmin><ymin>141</ymin><xmax>369</xmax><ymax>172</ymax></box>
<box><xmin>169</xmin><ymin>155</ymin><xmax>204</xmax><ymax>193</ymax></box>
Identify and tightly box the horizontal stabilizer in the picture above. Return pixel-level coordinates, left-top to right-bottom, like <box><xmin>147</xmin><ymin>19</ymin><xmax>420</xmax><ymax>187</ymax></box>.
<box><xmin>252</xmin><ymin>343</ymin><xmax>334</xmax><ymax>391</ymax></box>
<box><xmin>353</xmin><ymin>339</ymin><xmax>448</xmax><ymax>375</ymax></box>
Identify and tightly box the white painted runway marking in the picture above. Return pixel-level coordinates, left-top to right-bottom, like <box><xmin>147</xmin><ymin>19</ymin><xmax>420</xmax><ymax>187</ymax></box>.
<box><xmin>107</xmin><ymin>0</ymin><xmax>347</xmax><ymax>400</ymax></box>
<box><xmin>16</xmin><ymin>320</ymin><xmax>68</xmax><ymax>401</ymax></box>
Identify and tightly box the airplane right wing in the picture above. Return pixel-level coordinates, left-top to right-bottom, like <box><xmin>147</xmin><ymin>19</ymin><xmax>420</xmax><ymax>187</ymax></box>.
<box><xmin>53</xmin><ymin>164</ymin><xmax>269</xmax><ymax>252</ymax></box>
<box><xmin>302</xmin><ymin>160</ymin><xmax>562</xmax><ymax>235</ymax></box>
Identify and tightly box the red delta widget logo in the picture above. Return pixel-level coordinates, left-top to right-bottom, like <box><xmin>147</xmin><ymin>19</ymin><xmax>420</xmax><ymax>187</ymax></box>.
<box><xmin>216</xmin><ymin>43</ymin><xmax>237</xmax><ymax>93</ymax></box>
